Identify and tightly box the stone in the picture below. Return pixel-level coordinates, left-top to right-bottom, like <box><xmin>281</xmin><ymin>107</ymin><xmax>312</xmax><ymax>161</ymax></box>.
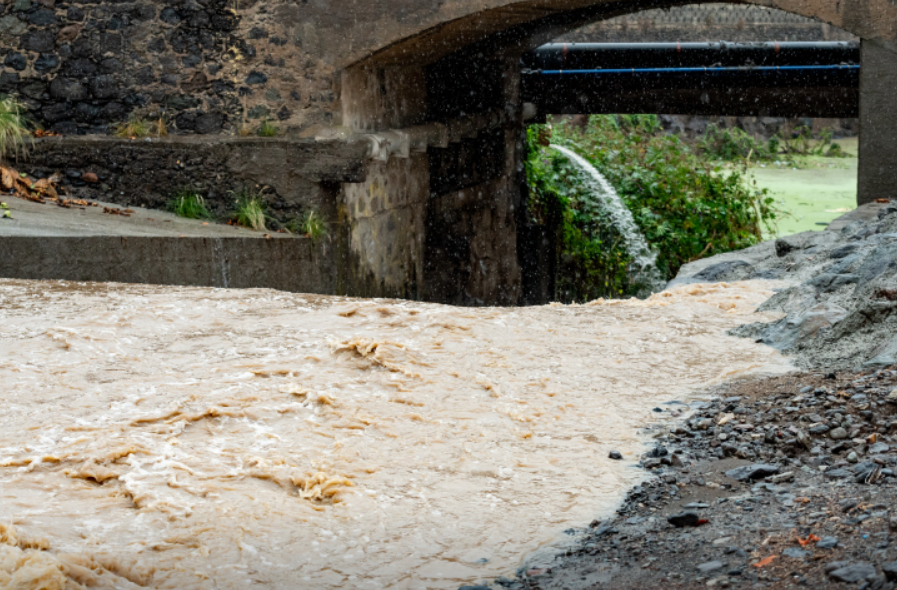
<box><xmin>0</xmin><ymin>15</ymin><xmax>27</xmax><ymax>37</ymax></box>
<box><xmin>49</xmin><ymin>78</ymin><xmax>87</xmax><ymax>101</ymax></box>
<box><xmin>847</xmin><ymin>451</ymin><xmax>859</xmax><ymax>463</ymax></box>
<box><xmin>869</xmin><ymin>442</ymin><xmax>890</xmax><ymax>454</ymax></box>
<box><xmin>667</xmin><ymin>512</ymin><xmax>701</xmax><ymax>527</ymax></box>
<box><xmin>194</xmin><ymin>113</ymin><xmax>224</xmax><ymax>134</ymax></box>
<box><xmin>697</xmin><ymin>560</ymin><xmax>725</xmax><ymax>573</ymax></box>
<box><xmin>783</xmin><ymin>547</ymin><xmax>809</xmax><ymax>559</ymax></box>
<box><xmin>828</xmin><ymin>563</ymin><xmax>877</xmax><ymax>583</ymax></box>
<box><xmin>830</xmin><ymin>427</ymin><xmax>848</xmax><ymax>440</ymax></box>
<box><xmin>608</xmin><ymin>450</ymin><xmax>622</xmax><ymax>460</ymax></box>
<box><xmin>245</xmin><ymin>71</ymin><xmax>268</xmax><ymax>85</ymax></box>
<box><xmin>82</xmin><ymin>172</ymin><xmax>98</xmax><ymax>184</ymax></box>
<box><xmin>135</xmin><ymin>67</ymin><xmax>155</xmax><ymax>85</ymax></box>
<box><xmin>66</xmin><ymin>6</ymin><xmax>84</xmax><ymax>21</ymax></box>
<box><xmin>247</xmin><ymin>105</ymin><xmax>269</xmax><ymax>119</ymax></box>
<box><xmin>724</xmin><ymin>463</ymin><xmax>779</xmax><ymax>481</ymax></box>
<box><xmin>882</xmin><ymin>562</ymin><xmax>897</xmax><ymax>582</ymax></box>
<box><xmin>56</xmin><ymin>25</ymin><xmax>82</xmax><ymax>44</ymax></box>
<box><xmin>4</xmin><ymin>53</ymin><xmax>26</xmax><ymax>71</ymax></box>
<box><xmin>21</xmin><ymin>30</ymin><xmax>55</xmax><ymax>53</ymax></box>
<box><xmin>28</xmin><ymin>8</ymin><xmax>56</xmax><ymax>26</ymax></box>
<box><xmin>89</xmin><ymin>75</ymin><xmax>118</xmax><ymax>99</ymax></box>
<box><xmin>174</xmin><ymin>112</ymin><xmax>196</xmax><ymax>131</ymax></box>
<box><xmin>34</xmin><ymin>54</ymin><xmax>60</xmax><ymax>73</ymax></box>
<box><xmin>816</xmin><ymin>536</ymin><xmax>839</xmax><ymax>549</ymax></box>
<box><xmin>160</xmin><ymin>7</ymin><xmax>180</xmax><ymax>25</ymax></box>
<box><xmin>12</xmin><ymin>0</ymin><xmax>32</xmax><ymax>11</ymax></box>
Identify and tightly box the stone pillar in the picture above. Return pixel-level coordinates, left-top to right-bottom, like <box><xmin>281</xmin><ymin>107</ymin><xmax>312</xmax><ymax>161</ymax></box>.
<box><xmin>339</xmin><ymin>66</ymin><xmax>429</xmax><ymax>299</ymax></box>
<box><xmin>858</xmin><ymin>39</ymin><xmax>897</xmax><ymax>205</ymax></box>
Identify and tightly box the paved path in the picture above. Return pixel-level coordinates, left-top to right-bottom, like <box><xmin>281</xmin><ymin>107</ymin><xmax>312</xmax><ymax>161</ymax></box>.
<box><xmin>0</xmin><ymin>196</ymin><xmax>295</xmax><ymax>239</ymax></box>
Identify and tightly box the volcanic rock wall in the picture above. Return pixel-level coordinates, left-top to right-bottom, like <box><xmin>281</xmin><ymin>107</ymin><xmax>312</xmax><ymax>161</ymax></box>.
<box><xmin>0</xmin><ymin>0</ymin><xmax>338</xmax><ymax>135</ymax></box>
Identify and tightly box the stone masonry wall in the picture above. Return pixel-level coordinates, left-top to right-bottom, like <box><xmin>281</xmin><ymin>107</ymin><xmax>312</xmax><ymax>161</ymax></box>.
<box><xmin>23</xmin><ymin>136</ymin><xmax>367</xmax><ymax>221</ymax></box>
<box><xmin>0</xmin><ymin>0</ymin><xmax>339</xmax><ymax>136</ymax></box>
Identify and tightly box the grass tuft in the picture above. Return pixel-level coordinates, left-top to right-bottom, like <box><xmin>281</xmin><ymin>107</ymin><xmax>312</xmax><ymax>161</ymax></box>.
<box><xmin>168</xmin><ymin>190</ymin><xmax>213</xmax><ymax>220</ymax></box>
<box><xmin>299</xmin><ymin>209</ymin><xmax>328</xmax><ymax>241</ymax></box>
<box><xmin>230</xmin><ymin>187</ymin><xmax>268</xmax><ymax>230</ymax></box>
<box><xmin>114</xmin><ymin>115</ymin><xmax>167</xmax><ymax>139</ymax></box>
<box><xmin>257</xmin><ymin>119</ymin><xmax>279</xmax><ymax>137</ymax></box>
<box><xmin>0</xmin><ymin>95</ymin><xmax>32</xmax><ymax>162</ymax></box>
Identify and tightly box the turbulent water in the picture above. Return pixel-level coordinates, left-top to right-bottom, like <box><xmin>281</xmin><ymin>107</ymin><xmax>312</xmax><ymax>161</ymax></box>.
<box><xmin>0</xmin><ymin>279</ymin><xmax>791</xmax><ymax>590</ymax></box>
<box><xmin>550</xmin><ymin>145</ymin><xmax>666</xmax><ymax>296</ymax></box>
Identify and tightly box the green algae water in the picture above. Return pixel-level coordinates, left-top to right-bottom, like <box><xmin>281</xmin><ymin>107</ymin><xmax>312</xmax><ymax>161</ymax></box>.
<box><xmin>747</xmin><ymin>139</ymin><xmax>858</xmax><ymax>238</ymax></box>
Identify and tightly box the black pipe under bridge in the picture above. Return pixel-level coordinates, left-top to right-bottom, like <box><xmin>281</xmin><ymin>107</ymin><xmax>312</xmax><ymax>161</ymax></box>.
<box><xmin>521</xmin><ymin>42</ymin><xmax>860</xmax><ymax>118</ymax></box>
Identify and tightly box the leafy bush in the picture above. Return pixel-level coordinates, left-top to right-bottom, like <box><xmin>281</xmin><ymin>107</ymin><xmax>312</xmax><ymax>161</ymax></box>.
<box><xmin>526</xmin><ymin>115</ymin><xmax>777</xmax><ymax>301</ymax></box>
<box><xmin>230</xmin><ymin>187</ymin><xmax>268</xmax><ymax>230</ymax></box>
<box><xmin>0</xmin><ymin>95</ymin><xmax>31</xmax><ymax>162</ymax></box>
<box><xmin>168</xmin><ymin>190</ymin><xmax>214</xmax><ymax>220</ymax></box>
<box><xmin>697</xmin><ymin>124</ymin><xmax>778</xmax><ymax>162</ymax></box>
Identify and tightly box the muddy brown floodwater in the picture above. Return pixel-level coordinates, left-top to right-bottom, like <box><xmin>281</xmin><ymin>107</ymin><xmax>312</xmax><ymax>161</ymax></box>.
<box><xmin>0</xmin><ymin>279</ymin><xmax>793</xmax><ymax>590</ymax></box>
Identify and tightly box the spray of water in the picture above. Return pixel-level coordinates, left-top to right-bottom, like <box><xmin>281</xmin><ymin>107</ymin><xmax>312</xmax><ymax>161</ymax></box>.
<box><xmin>550</xmin><ymin>144</ymin><xmax>665</xmax><ymax>297</ymax></box>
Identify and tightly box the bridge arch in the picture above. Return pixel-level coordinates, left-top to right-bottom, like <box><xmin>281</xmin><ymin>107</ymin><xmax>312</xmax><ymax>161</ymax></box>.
<box><xmin>332</xmin><ymin>0</ymin><xmax>896</xmax><ymax>307</ymax></box>
<box><xmin>343</xmin><ymin>0</ymin><xmax>895</xmax><ymax>70</ymax></box>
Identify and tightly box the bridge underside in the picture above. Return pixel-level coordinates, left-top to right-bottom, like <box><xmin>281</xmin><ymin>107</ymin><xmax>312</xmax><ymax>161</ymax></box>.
<box><xmin>523</xmin><ymin>72</ymin><xmax>859</xmax><ymax>118</ymax></box>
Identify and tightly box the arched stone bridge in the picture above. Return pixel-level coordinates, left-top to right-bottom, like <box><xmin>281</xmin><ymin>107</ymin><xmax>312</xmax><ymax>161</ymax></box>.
<box><xmin>4</xmin><ymin>0</ymin><xmax>896</xmax><ymax>304</ymax></box>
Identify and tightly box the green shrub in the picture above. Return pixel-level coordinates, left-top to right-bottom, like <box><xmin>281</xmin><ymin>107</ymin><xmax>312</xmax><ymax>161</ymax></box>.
<box><xmin>0</xmin><ymin>95</ymin><xmax>31</xmax><ymax>162</ymax></box>
<box><xmin>230</xmin><ymin>188</ymin><xmax>268</xmax><ymax>230</ymax></box>
<box><xmin>168</xmin><ymin>190</ymin><xmax>214</xmax><ymax>220</ymax></box>
<box><xmin>526</xmin><ymin>115</ymin><xmax>777</xmax><ymax>301</ymax></box>
<box><xmin>697</xmin><ymin>124</ymin><xmax>777</xmax><ymax>162</ymax></box>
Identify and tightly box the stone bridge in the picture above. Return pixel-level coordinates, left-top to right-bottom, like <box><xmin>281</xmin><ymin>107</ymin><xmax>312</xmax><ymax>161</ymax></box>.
<box><xmin>3</xmin><ymin>0</ymin><xmax>897</xmax><ymax>304</ymax></box>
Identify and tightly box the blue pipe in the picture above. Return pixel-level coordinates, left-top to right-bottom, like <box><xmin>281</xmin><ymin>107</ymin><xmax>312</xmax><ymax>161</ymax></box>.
<box><xmin>538</xmin><ymin>64</ymin><xmax>861</xmax><ymax>75</ymax></box>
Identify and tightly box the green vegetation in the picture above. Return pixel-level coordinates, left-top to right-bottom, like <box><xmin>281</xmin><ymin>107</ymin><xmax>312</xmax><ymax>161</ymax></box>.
<box><xmin>298</xmin><ymin>210</ymin><xmax>328</xmax><ymax>241</ymax></box>
<box><xmin>697</xmin><ymin>123</ymin><xmax>849</xmax><ymax>164</ymax></box>
<box><xmin>0</xmin><ymin>95</ymin><xmax>31</xmax><ymax>162</ymax></box>
<box><xmin>257</xmin><ymin>119</ymin><xmax>279</xmax><ymax>137</ymax></box>
<box><xmin>526</xmin><ymin>115</ymin><xmax>777</xmax><ymax>302</ymax></box>
<box><xmin>230</xmin><ymin>188</ymin><xmax>268</xmax><ymax>230</ymax></box>
<box><xmin>114</xmin><ymin>115</ymin><xmax>167</xmax><ymax>139</ymax></box>
<box><xmin>168</xmin><ymin>190</ymin><xmax>214</xmax><ymax>220</ymax></box>
<box><xmin>697</xmin><ymin>124</ymin><xmax>779</xmax><ymax>162</ymax></box>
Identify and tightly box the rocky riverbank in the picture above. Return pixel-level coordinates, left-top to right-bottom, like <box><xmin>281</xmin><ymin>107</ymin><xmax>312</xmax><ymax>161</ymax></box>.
<box><xmin>462</xmin><ymin>202</ymin><xmax>897</xmax><ymax>590</ymax></box>
<box><xmin>478</xmin><ymin>368</ymin><xmax>897</xmax><ymax>590</ymax></box>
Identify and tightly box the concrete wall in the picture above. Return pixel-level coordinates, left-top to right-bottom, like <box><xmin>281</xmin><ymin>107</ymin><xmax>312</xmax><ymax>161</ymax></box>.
<box><xmin>24</xmin><ymin>136</ymin><xmax>367</xmax><ymax>222</ymax></box>
<box><xmin>0</xmin><ymin>235</ymin><xmax>336</xmax><ymax>293</ymax></box>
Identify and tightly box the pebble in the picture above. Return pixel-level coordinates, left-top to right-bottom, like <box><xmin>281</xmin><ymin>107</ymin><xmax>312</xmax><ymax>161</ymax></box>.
<box><xmin>830</xmin><ymin>427</ymin><xmax>849</xmax><ymax>439</ymax></box>
<box><xmin>882</xmin><ymin>562</ymin><xmax>897</xmax><ymax>582</ymax></box>
<box><xmin>783</xmin><ymin>547</ymin><xmax>809</xmax><ymax>559</ymax></box>
<box><xmin>817</xmin><ymin>536</ymin><xmax>839</xmax><ymax>549</ymax></box>
<box><xmin>609</xmin><ymin>450</ymin><xmax>623</xmax><ymax>460</ymax></box>
<box><xmin>827</xmin><ymin>562</ymin><xmax>877</xmax><ymax>583</ymax></box>
<box><xmin>667</xmin><ymin>512</ymin><xmax>701</xmax><ymax>527</ymax></box>
<box><xmin>697</xmin><ymin>560</ymin><xmax>725</xmax><ymax>574</ymax></box>
<box><xmin>847</xmin><ymin>451</ymin><xmax>859</xmax><ymax>463</ymax></box>
<box><xmin>724</xmin><ymin>463</ymin><xmax>779</xmax><ymax>481</ymax></box>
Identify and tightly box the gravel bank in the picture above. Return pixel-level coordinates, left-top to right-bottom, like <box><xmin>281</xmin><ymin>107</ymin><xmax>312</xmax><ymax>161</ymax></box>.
<box><xmin>472</xmin><ymin>368</ymin><xmax>897</xmax><ymax>590</ymax></box>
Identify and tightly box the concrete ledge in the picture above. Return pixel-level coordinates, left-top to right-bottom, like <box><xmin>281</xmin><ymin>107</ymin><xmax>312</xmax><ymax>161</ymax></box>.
<box><xmin>0</xmin><ymin>236</ymin><xmax>335</xmax><ymax>294</ymax></box>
